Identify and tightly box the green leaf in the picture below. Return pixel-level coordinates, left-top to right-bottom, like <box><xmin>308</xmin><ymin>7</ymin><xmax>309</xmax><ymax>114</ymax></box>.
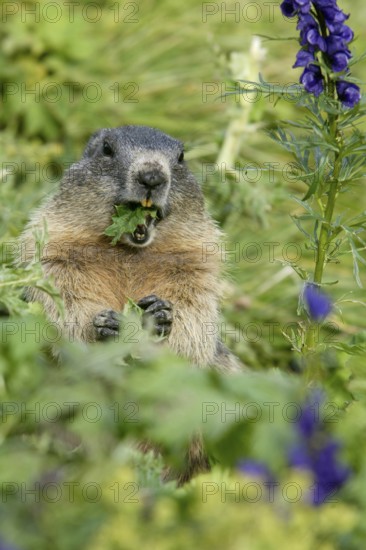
<box><xmin>290</xmin><ymin>195</ymin><xmax>322</xmax><ymax>219</ymax></box>
<box><xmin>104</xmin><ymin>205</ymin><xmax>158</xmax><ymax>246</ymax></box>
<box><xmin>291</xmin><ymin>214</ymin><xmax>313</xmax><ymax>240</ymax></box>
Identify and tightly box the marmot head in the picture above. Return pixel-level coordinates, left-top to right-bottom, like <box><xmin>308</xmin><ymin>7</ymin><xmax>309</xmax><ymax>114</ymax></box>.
<box><xmin>61</xmin><ymin>126</ymin><xmax>204</xmax><ymax>247</ymax></box>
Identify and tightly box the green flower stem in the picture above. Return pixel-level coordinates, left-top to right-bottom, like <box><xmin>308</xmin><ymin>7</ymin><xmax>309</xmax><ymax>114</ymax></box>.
<box><xmin>305</xmin><ymin>322</ymin><xmax>321</xmax><ymax>383</ymax></box>
<box><xmin>305</xmin><ymin>168</ymin><xmax>339</xmax><ymax>377</ymax></box>
<box><xmin>313</xmin><ymin>174</ymin><xmax>339</xmax><ymax>284</ymax></box>
<box><xmin>306</xmin><ymin>134</ymin><xmax>340</xmax><ymax>354</ymax></box>
<box><xmin>313</xmin><ymin>76</ymin><xmax>340</xmax><ymax>285</ymax></box>
<box><xmin>305</xmin><ymin>74</ymin><xmax>341</xmax><ymax>371</ymax></box>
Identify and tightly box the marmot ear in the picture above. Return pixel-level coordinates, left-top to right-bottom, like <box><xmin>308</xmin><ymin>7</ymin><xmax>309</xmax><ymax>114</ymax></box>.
<box><xmin>82</xmin><ymin>129</ymin><xmax>105</xmax><ymax>158</ymax></box>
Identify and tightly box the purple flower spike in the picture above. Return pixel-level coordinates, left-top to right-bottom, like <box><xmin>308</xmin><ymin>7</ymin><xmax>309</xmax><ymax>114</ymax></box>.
<box><xmin>281</xmin><ymin>0</ymin><xmax>361</xmax><ymax>107</ymax></box>
<box><xmin>303</xmin><ymin>283</ymin><xmax>332</xmax><ymax>321</ymax></box>
<box><xmin>289</xmin><ymin>390</ymin><xmax>351</xmax><ymax>506</ymax></box>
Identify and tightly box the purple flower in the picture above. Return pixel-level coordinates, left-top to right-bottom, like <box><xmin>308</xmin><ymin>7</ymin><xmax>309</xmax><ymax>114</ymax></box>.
<box><xmin>237</xmin><ymin>460</ymin><xmax>278</xmax><ymax>500</ymax></box>
<box><xmin>288</xmin><ymin>391</ymin><xmax>351</xmax><ymax>506</ymax></box>
<box><xmin>303</xmin><ymin>283</ymin><xmax>332</xmax><ymax>321</ymax></box>
<box><xmin>325</xmin><ymin>34</ymin><xmax>351</xmax><ymax>56</ymax></box>
<box><xmin>238</xmin><ymin>390</ymin><xmax>350</xmax><ymax>507</ymax></box>
<box><xmin>306</xmin><ymin>29</ymin><xmax>326</xmax><ymax>51</ymax></box>
<box><xmin>297</xmin><ymin>14</ymin><xmax>326</xmax><ymax>50</ymax></box>
<box><xmin>300</xmin><ymin>65</ymin><xmax>325</xmax><ymax>96</ymax></box>
<box><xmin>238</xmin><ymin>460</ymin><xmax>276</xmax><ymax>483</ymax></box>
<box><xmin>280</xmin><ymin>0</ymin><xmax>297</xmax><ymax>17</ymax></box>
<box><xmin>281</xmin><ymin>0</ymin><xmax>311</xmax><ymax>17</ymax></box>
<box><xmin>289</xmin><ymin>440</ymin><xmax>350</xmax><ymax>505</ymax></box>
<box><xmin>313</xmin><ymin>0</ymin><xmax>337</xmax><ymax>6</ymax></box>
<box><xmin>337</xmin><ymin>25</ymin><xmax>354</xmax><ymax>42</ymax></box>
<box><xmin>321</xmin><ymin>7</ymin><xmax>348</xmax><ymax>31</ymax></box>
<box><xmin>312</xmin><ymin>440</ymin><xmax>350</xmax><ymax>501</ymax></box>
<box><xmin>330</xmin><ymin>52</ymin><xmax>350</xmax><ymax>72</ymax></box>
<box><xmin>336</xmin><ymin>80</ymin><xmax>361</xmax><ymax>108</ymax></box>
<box><xmin>293</xmin><ymin>49</ymin><xmax>316</xmax><ymax>67</ymax></box>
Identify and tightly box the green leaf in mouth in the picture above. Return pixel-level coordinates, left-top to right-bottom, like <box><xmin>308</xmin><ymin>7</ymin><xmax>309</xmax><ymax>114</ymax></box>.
<box><xmin>104</xmin><ymin>204</ymin><xmax>158</xmax><ymax>246</ymax></box>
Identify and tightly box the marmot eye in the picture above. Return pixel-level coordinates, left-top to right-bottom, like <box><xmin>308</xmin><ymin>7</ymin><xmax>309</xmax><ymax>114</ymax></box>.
<box><xmin>178</xmin><ymin>151</ymin><xmax>184</xmax><ymax>163</ymax></box>
<box><xmin>103</xmin><ymin>141</ymin><xmax>114</xmax><ymax>157</ymax></box>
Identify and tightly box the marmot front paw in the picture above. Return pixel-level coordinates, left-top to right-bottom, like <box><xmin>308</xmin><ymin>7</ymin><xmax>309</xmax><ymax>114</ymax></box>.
<box><xmin>93</xmin><ymin>309</ymin><xmax>120</xmax><ymax>340</ymax></box>
<box><xmin>137</xmin><ymin>294</ymin><xmax>173</xmax><ymax>337</ymax></box>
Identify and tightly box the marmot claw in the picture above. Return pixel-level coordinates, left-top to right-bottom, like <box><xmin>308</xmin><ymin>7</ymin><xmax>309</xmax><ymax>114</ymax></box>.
<box><xmin>93</xmin><ymin>309</ymin><xmax>120</xmax><ymax>340</ymax></box>
<box><xmin>137</xmin><ymin>294</ymin><xmax>173</xmax><ymax>337</ymax></box>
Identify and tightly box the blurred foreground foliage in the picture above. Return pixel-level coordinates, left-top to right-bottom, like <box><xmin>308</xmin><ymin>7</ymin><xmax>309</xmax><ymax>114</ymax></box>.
<box><xmin>2</xmin><ymin>0</ymin><xmax>366</xmax><ymax>548</ymax></box>
<box><xmin>2</xmin><ymin>313</ymin><xmax>366</xmax><ymax>550</ymax></box>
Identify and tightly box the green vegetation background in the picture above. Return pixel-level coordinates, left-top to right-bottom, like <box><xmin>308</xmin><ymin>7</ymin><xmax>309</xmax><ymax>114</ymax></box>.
<box><xmin>1</xmin><ymin>1</ymin><xmax>366</xmax><ymax>549</ymax></box>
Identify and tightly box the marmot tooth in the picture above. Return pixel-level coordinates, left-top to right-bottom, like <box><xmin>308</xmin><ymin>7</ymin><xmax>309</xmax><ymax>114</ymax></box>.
<box><xmin>141</xmin><ymin>198</ymin><xmax>153</xmax><ymax>208</ymax></box>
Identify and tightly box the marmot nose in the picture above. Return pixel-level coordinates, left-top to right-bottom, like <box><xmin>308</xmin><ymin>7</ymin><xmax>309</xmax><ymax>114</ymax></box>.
<box><xmin>138</xmin><ymin>170</ymin><xmax>166</xmax><ymax>188</ymax></box>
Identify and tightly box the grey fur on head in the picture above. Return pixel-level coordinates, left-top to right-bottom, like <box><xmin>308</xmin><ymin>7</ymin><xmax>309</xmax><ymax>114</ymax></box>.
<box><xmin>60</xmin><ymin>126</ymin><xmax>203</xmax><ymax>222</ymax></box>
